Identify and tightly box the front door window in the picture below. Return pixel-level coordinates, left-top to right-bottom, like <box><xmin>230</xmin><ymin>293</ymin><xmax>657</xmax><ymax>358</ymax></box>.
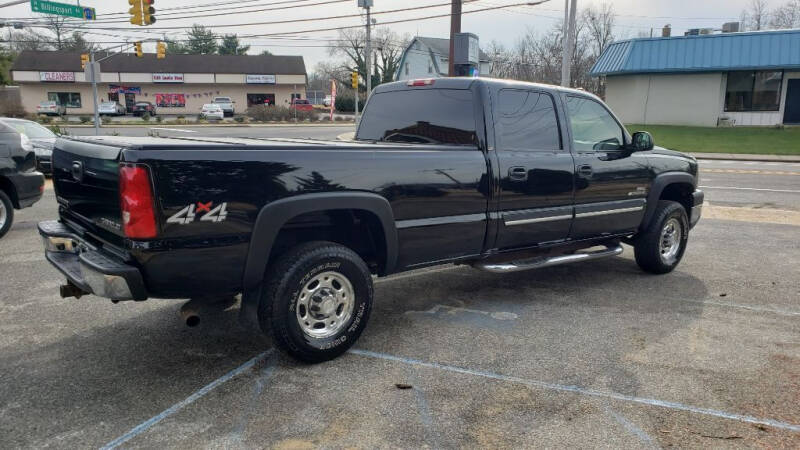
<box><xmin>566</xmin><ymin>96</ymin><xmax>624</xmax><ymax>151</ymax></box>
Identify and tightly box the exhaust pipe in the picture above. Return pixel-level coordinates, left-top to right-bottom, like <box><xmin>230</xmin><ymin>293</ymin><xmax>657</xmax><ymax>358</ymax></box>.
<box><xmin>180</xmin><ymin>300</ymin><xmax>201</xmax><ymax>327</ymax></box>
<box><xmin>60</xmin><ymin>281</ymin><xmax>88</xmax><ymax>299</ymax></box>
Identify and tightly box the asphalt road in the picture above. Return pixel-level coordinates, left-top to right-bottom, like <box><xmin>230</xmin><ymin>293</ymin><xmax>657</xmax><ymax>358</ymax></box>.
<box><xmin>1</xmin><ymin>127</ymin><xmax>798</xmax><ymax>447</ymax></box>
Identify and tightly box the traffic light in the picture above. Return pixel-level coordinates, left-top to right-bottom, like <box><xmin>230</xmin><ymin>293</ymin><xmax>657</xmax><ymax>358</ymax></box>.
<box><xmin>134</xmin><ymin>41</ymin><xmax>143</xmax><ymax>58</ymax></box>
<box><xmin>351</xmin><ymin>71</ymin><xmax>358</xmax><ymax>89</ymax></box>
<box><xmin>128</xmin><ymin>0</ymin><xmax>156</xmax><ymax>26</ymax></box>
<box><xmin>80</xmin><ymin>53</ymin><xmax>89</xmax><ymax>69</ymax></box>
<box><xmin>156</xmin><ymin>41</ymin><xmax>166</xmax><ymax>59</ymax></box>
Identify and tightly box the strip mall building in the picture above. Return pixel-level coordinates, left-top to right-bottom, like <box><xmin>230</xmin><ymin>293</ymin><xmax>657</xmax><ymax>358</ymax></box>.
<box><xmin>10</xmin><ymin>51</ymin><xmax>307</xmax><ymax>115</ymax></box>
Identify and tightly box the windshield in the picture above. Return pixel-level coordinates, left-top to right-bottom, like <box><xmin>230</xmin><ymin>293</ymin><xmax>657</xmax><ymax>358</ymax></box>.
<box><xmin>214</xmin><ymin>97</ymin><xmax>231</xmax><ymax>102</ymax></box>
<box><xmin>4</xmin><ymin>119</ymin><xmax>56</xmax><ymax>139</ymax></box>
<box><xmin>135</xmin><ymin>102</ymin><xmax>150</xmax><ymax>106</ymax></box>
<box><xmin>294</xmin><ymin>100</ymin><xmax>309</xmax><ymax>104</ymax></box>
<box><xmin>100</xmin><ymin>102</ymin><xmax>116</xmax><ymax>106</ymax></box>
<box><xmin>356</xmin><ymin>89</ymin><xmax>478</xmax><ymax>145</ymax></box>
<box><xmin>40</xmin><ymin>101</ymin><xmax>56</xmax><ymax>106</ymax></box>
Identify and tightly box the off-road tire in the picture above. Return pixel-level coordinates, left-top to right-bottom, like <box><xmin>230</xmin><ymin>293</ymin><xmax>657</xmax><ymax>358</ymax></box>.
<box><xmin>634</xmin><ymin>200</ymin><xmax>689</xmax><ymax>274</ymax></box>
<box><xmin>0</xmin><ymin>190</ymin><xmax>14</xmax><ymax>239</ymax></box>
<box><xmin>259</xmin><ymin>241</ymin><xmax>373</xmax><ymax>363</ymax></box>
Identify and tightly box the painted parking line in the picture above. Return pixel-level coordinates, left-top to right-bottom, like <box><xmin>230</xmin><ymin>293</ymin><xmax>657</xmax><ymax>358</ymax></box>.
<box><xmin>349</xmin><ymin>349</ymin><xmax>800</xmax><ymax>433</ymax></box>
<box><xmin>700</xmin><ymin>168</ymin><xmax>800</xmax><ymax>176</ymax></box>
<box><xmin>149</xmin><ymin>127</ymin><xmax>197</xmax><ymax>133</ymax></box>
<box><xmin>100</xmin><ymin>349</ymin><xmax>274</xmax><ymax>450</ymax></box>
<box><xmin>699</xmin><ymin>185</ymin><xmax>800</xmax><ymax>194</ymax></box>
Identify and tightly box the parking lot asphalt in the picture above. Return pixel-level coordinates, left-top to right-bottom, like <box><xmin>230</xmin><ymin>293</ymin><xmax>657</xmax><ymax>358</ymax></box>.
<box><xmin>2</xmin><ymin>131</ymin><xmax>799</xmax><ymax>448</ymax></box>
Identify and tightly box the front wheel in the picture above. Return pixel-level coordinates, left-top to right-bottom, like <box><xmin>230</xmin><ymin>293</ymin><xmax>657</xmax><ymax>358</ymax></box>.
<box><xmin>259</xmin><ymin>241</ymin><xmax>373</xmax><ymax>363</ymax></box>
<box><xmin>634</xmin><ymin>200</ymin><xmax>689</xmax><ymax>274</ymax></box>
<box><xmin>0</xmin><ymin>190</ymin><xmax>14</xmax><ymax>239</ymax></box>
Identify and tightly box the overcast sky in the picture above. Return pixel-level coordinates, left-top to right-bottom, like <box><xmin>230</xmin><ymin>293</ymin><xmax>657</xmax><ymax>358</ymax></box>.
<box><xmin>1</xmin><ymin>0</ymin><xmax>784</xmax><ymax>70</ymax></box>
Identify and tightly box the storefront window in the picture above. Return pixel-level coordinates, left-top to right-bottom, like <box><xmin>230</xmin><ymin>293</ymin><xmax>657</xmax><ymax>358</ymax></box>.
<box><xmin>47</xmin><ymin>92</ymin><xmax>81</xmax><ymax>108</ymax></box>
<box><xmin>725</xmin><ymin>71</ymin><xmax>783</xmax><ymax>112</ymax></box>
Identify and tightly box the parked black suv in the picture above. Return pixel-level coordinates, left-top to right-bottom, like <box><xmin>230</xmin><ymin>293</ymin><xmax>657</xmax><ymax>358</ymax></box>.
<box><xmin>39</xmin><ymin>78</ymin><xmax>702</xmax><ymax>362</ymax></box>
<box><xmin>0</xmin><ymin>119</ymin><xmax>45</xmax><ymax>238</ymax></box>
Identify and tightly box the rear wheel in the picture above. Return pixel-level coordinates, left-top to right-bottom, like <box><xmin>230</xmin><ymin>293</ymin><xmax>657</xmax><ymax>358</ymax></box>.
<box><xmin>634</xmin><ymin>200</ymin><xmax>689</xmax><ymax>274</ymax></box>
<box><xmin>259</xmin><ymin>241</ymin><xmax>373</xmax><ymax>363</ymax></box>
<box><xmin>0</xmin><ymin>190</ymin><xmax>14</xmax><ymax>239</ymax></box>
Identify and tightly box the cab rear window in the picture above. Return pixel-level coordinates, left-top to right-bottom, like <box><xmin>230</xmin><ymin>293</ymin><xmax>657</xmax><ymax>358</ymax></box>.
<box><xmin>356</xmin><ymin>89</ymin><xmax>477</xmax><ymax>146</ymax></box>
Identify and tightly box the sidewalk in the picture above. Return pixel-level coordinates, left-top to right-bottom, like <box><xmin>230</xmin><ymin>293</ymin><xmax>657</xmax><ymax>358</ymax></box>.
<box><xmin>688</xmin><ymin>152</ymin><xmax>800</xmax><ymax>163</ymax></box>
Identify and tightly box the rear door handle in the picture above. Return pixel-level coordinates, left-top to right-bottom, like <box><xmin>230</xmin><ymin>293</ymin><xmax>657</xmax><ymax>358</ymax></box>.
<box><xmin>508</xmin><ymin>166</ymin><xmax>528</xmax><ymax>181</ymax></box>
<box><xmin>578</xmin><ymin>164</ymin><xmax>593</xmax><ymax>176</ymax></box>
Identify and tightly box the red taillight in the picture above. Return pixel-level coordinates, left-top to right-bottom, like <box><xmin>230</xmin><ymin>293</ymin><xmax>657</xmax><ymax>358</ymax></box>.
<box><xmin>407</xmin><ymin>79</ymin><xmax>435</xmax><ymax>87</ymax></box>
<box><xmin>119</xmin><ymin>164</ymin><xmax>157</xmax><ymax>239</ymax></box>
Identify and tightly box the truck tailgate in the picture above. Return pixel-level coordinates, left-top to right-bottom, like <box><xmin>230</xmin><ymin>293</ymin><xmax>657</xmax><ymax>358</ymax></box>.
<box><xmin>52</xmin><ymin>138</ymin><xmax>126</xmax><ymax>245</ymax></box>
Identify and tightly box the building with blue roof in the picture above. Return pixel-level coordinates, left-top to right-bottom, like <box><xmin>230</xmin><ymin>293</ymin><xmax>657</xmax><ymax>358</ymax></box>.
<box><xmin>590</xmin><ymin>29</ymin><xmax>800</xmax><ymax>127</ymax></box>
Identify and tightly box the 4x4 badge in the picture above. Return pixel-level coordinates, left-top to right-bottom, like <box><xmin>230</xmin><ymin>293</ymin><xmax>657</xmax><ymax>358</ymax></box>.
<box><xmin>167</xmin><ymin>202</ymin><xmax>228</xmax><ymax>225</ymax></box>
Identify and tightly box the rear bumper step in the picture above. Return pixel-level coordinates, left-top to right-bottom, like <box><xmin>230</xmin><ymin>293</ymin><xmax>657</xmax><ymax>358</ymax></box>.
<box><xmin>38</xmin><ymin>220</ymin><xmax>147</xmax><ymax>301</ymax></box>
<box><xmin>473</xmin><ymin>244</ymin><xmax>624</xmax><ymax>273</ymax></box>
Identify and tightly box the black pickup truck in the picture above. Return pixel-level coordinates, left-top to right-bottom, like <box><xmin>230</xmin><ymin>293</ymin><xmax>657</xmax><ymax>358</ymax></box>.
<box><xmin>39</xmin><ymin>78</ymin><xmax>703</xmax><ymax>362</ymax></box>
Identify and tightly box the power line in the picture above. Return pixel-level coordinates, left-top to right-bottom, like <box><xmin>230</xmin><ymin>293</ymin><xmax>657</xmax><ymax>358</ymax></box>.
<box><xmin>44</xmin><ymin>0</ymin><xmax>483</xmax><ymax>31</ymax></box>
<box><xmin>238</xmin><ymin>1</ymin><xmax>551</xmax><ymax>38</ymax></box>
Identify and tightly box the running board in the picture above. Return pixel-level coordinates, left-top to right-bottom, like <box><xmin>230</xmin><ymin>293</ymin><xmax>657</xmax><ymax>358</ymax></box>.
<box><xmin>473</xmin><ymin>244</ymin><xmax>623</xmax><ymax>273</ymax></box>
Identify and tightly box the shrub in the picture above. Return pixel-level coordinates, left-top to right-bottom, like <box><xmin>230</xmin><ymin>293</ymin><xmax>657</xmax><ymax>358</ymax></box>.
<box><xmin>0</xmin><ymin>98</ymin><xmax>26</xmax><ymax>117</ymax></box>
<box><xmin>334</xmin><ymin>116</ymin><xmax>346</xmax><ymax>122</ymax></box>
<box><xmin>234</xmin><ymin>116</ymin><xmax>245</xmax><ymax>123</ymax></box>
<box><xmin>334</xmin><ymin>95</ymin><xmax>366</xmax><ymax>113</ymax></box>
<box><xmin>47</xmin><ymin>125</ymin><xmax>67</xmax><ymax>135</ymax></box>
<box><xmin>101</xmin><ymin>116</ymin><xmax>111</xmax><ymax>125</ymax></box>
<box><xmin>141</xmin><ymin>113</ymin><xmax>151</xmax><ymax>121</ymax></box>
<box><xmin>79</xmin><ymin>116</ymin><xmax>91</xmax><ymax>124</ymax></box>
<box><xmin>246</xmin><ymin>105</ymin><xmax>303</xmax><ymax>122</ymax></box>
<box><xmin>156</xmin><ymin>115</ymin><xmax>163</xmax><ymax>123</ymax></box>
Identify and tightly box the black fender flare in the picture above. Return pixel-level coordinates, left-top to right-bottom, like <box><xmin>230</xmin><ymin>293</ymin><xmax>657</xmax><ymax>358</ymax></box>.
<box><xmin>239</xmin><ymin>191</ymin><xmax>398</xmax><ymax>326</ymax></box>
<box><xmin>640</xmin><ymin>172</ymin><xmax>697</xmax><ymax>231</ymax></box>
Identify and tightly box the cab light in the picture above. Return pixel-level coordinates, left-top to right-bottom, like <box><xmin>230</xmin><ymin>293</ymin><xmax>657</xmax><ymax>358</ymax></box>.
<box><xmin>119</xmin><ymin>164</ymin><xmax>157</xmax><ymax>239</ymax></box>
<box><xmin>407</xmin><ymin>79</ymin><xmax>435</xmax><ymax>86</ymax></box>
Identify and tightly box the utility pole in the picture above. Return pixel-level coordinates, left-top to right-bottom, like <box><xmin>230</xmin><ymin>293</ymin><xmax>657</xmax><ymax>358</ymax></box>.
<box><xmin>365</xmin><ymin>4</ymin><xmax>372</xmax><ymax>100</ymax></box>
<box><xmin>90</xmin><ymin>50</ymin><xmax>100</xmax><ymax>135</ymax></box>
<box><xmin>449</xmin><ymin>0</ymin><xmax>461</xmax><ymax>76</ymax></box>
<box><xmin>561</xmin><ymin>0</ymin><xmax>577</xmax><ymax>87</ymax></box>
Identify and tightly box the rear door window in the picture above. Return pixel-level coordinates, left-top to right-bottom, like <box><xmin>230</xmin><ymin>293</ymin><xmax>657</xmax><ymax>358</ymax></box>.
<box><xmin>356</xmin><ymin>89</ymin><xmax>477</xmax><ymax>146</ymax></box>
<box><xmin>496</xmin><ymin>89</ymin><xmax>561</xmax><ymax>151</ymax></box>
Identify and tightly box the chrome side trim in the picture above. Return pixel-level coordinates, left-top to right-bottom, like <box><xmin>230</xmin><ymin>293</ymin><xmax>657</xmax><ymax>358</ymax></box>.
<box><xmin>575</xmin><ymin>205</ymin><xmax>644</xmax><ymax>218</ymax></box>
<box><xmin>505</xmin><ymin>214</ymin><xmax>573</xmax><ymax>226</ymax></box>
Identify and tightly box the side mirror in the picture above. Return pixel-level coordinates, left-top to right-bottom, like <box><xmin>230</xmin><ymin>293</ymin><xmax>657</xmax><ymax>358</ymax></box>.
<box><xmin>631</xmin><ymin>131</ymin><xmax>654</xmax><ymax>152</ymax></box>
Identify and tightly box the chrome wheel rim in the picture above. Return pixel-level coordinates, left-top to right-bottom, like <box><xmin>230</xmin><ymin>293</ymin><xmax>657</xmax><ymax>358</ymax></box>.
<box><xmin>296</xmin><ymin>271</ymin><xmax>355</xmax><ymax>339</ymax></box>
<box><xmin>0</xmin><ymin>200</ymin><xmax>6</xmax><ymax>230</ymax></box>
<box><xmin>659</xmin><ymin>218</ymin><xmax>682</xmax><ymax>265</ymax></box>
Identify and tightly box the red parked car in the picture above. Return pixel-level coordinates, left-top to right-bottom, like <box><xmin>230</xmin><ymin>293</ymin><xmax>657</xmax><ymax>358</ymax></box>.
<box><xmin>289</xmin><ymin>99</ymin><xmax>313</xmax><ymax>112</ymax></box>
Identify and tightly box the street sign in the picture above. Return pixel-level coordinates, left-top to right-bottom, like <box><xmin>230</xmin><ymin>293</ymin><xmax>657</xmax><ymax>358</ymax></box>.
<box><xmin>30</xmin><ymin>0</ymin><xmax>96</xmax><ymax>20</ymax></box>
<box><xmin>83</xmin><ymin>62</ymin><xmax>101</xmax><ymax>83</ymax></box>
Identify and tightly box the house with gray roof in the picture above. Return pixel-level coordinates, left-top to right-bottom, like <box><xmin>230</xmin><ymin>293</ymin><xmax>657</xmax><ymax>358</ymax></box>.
<box><xmin>591</xmin><ymin>29</ymin><xmax>800</xmax><ymax>127</ymax></box>
<box><xmin>395</xmin><ymin>37</ymin><xmax>492</xmax><ymax>81</ymax></box>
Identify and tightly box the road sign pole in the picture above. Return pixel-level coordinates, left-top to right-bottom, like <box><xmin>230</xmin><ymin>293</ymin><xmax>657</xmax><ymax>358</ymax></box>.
<box><xmin>90</xmin><ymin>50</ymin><xmax>99</xmax><ymax>135</ymax></box>
<box><xmin>354</xmin><ymin>85</ymin><xmax>359</xmax><ymax>129</ymax></box>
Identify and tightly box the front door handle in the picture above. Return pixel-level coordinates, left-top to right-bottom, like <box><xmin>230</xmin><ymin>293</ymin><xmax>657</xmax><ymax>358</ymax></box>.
<box><xmin>578</xmin><ymin>164</ymin><xmax>593</xmax><ymax>176</ymax></box>
<box><xmin>508</xmin><ymin>166</ymin><xmax>527</xmax><ymax>181</ymax></box>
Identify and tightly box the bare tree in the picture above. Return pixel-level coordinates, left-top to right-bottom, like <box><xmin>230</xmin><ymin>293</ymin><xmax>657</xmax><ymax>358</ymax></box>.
<box><xmin>769</xmin><ymin>0</ymin><xmax>800</xmax><ymax>29</ymax></box>
<box><xmin>582</xmin><ymin>2</ymin><xmax>616</xmax><ymax>96</ymax></box>
<box><xmin>740</xmin><ymin>0</ymin><xmax>770</xmax><ymax>31</ymax></box>
<box><xmin>327</xmin><ymin>27</ymin><xmax>409</xmax><ymax>90</ymax></box>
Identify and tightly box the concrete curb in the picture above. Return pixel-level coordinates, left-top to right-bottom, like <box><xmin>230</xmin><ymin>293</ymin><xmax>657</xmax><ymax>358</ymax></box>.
<box><xmin>688</xmin><ymin>152</ymin><xmax>800</xmax><ymax>163</ymax></box>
